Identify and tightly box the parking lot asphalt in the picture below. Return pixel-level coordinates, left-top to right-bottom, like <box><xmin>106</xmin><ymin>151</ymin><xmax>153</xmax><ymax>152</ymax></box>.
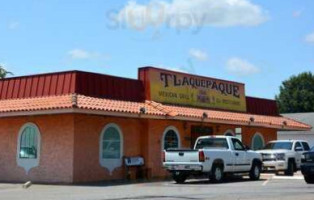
<box><xmin>0</xmin><ymin>173</ymin><xmax>313</xmax><ymax>200</ymax></box>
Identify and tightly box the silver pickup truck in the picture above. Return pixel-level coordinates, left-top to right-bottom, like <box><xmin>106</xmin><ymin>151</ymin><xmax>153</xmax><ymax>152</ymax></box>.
<box><xmin>256</xmin><ymin>140</ymin><xmax>310</xmax><ymax>175</ymax></box>
<box><xmin>163</xmin><ymin>136</ymin><xmax>262</xmax><ymax>183</ymax></box>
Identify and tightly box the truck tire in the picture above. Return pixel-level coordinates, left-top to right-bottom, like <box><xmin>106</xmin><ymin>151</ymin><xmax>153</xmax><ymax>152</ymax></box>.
<box><xmin>284</xmin><ymin>160</ymin><xmax>294</xmax><ymax>176</ymax></box>
<box><xmin>304</xmin><ymin>175</ymin><xmax>314</xmax><ymax>184</ymax></box>
<box><xmin>210</xmin><ymin>164</ymin><xmax>224</xmax><ymax>183</ymax></box>
<box><xmin>172</xmin><ymin>172</ymin><xmax>187</xmax><ymax>184</ymax></box>
<box><xmin>249</xmin><ymin>162</ymin><xmax>261</xmax><ymax>180</ymax></box>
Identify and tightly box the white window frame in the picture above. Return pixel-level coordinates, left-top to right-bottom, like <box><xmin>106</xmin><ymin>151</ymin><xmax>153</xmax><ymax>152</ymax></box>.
<box><xmin>251</xmin><ymin>132</ymin><xmax>265</xmax><ymax>150</ymax></box>
<box><xmin>224</xmin><ymin>129</ymin><xmax>235</xmax><ymax>136</ymax></box>
<box><xmin>162</xmin><ymin>126</ymin><xmax>181</xmax><ymax>151</ymax></box>
<box><xmin>16</xmin><ymin>122</ymin><xmax>41</xmax><ymax>174</ymax></box>
<box><xmin>99</xmin><ymin>123</ymin><xmax>123</xmax><ymax>175</ymax></box>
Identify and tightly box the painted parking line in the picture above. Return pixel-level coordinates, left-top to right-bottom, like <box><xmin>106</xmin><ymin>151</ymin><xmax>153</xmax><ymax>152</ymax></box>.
<box><xmin>262</xmin><ymin>178</ymin><xmax>271</xmax><ymax>186</ymax></box>
<box><xmin>262</xmin><ymin>174</ymin><xmax>273</xmax><ymax>186</ymax></box>
<box><xmin>261</xmin><ymin>173</ymin><xmax>304</xmax><ymax>185</ymax></box>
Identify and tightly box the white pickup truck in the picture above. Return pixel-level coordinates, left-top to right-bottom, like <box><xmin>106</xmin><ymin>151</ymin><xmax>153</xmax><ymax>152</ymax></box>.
<box><xmin>163</xmin><ymin>136</ymin><xmax>263</xmax><ymax>183</ymax></box>
<box><xmin>256</xmin><ymin>140</ymin><xmax>310</xmax><ymax>175</ymax></box>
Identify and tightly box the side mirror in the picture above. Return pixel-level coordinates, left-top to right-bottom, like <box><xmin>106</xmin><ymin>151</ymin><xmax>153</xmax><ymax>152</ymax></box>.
<box><xmin>295</xmin><ymin>147</ymin><xmax>303</xmax><ymax>152</ymax></box>
<box><xmin>301</xmin><ymin>154</ymin><xmax>306</xmax><ymax>163</ymax></box>
<box><xmin>244</xmin><ymin>145</ymin><xmax>251</xmax><ymax>151</ymax></box>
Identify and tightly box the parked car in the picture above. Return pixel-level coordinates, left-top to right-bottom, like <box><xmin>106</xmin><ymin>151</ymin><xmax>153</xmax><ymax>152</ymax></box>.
<box><xmin>301</xmin><ymin>148</ymin><xmax>314</xmax><ymax>184</ymax></box>
<box><xmin>163</xmin><ymin>136</ymin><xmax>262</xmax><ymax>183</ymax></box>
<box><xmin>256</xmin><ymin>140</ymin><xmax>310</xmax><ymax>175</ymax></box>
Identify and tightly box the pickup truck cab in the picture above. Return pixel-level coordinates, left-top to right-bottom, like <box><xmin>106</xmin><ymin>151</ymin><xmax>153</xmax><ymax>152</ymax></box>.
<box><xmin>163</xmin><ymin>136</ymin><xmax>262</xmax><ymax>183</ymax></box>
<box><xmin>256</xmin><ymin>140</ymin><xmax>310</xmax><ymax>175</ymax></box>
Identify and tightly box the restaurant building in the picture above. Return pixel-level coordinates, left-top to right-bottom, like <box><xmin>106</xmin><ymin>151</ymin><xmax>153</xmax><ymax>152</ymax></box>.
<box><xmin>0</xmin><ymin>67</ymin><xmax>311</xmax><ymax>183</ymax></box>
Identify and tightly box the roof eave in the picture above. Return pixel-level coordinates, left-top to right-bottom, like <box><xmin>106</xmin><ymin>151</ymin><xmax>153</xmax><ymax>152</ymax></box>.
<box><xmin>0</xmin><ymin>108</ymin><xmax>310</xmax><ymax>131</ymax></box>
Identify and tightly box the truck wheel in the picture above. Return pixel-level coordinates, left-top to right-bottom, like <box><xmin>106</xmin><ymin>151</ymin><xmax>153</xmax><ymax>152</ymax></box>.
<box><xmin>172</xmin><ymin>172</ymin><xmax>187</xmax><ymax>184</ymax></box>
<box><xmin>210</xmin><ymin>164</ymin><xmax>224</xmax><ymax>183</ymax></box>
<box><xmin>304</xmin><ymin>175</ymin><xmax>314</xmax><ymax>184</ymax></box>
<box><xmin>249</xmin><ymin>162</ymin><xmax>261</xmax><ymax>180</ymax></box>
<box><xmin>284</xmin><ymin>160</ymin><xmax>294</xmax><ymax>176</ymax></box>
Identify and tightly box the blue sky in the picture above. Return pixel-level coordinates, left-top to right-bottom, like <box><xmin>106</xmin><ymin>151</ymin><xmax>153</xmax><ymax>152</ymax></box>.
<box><xmin>0</xmin><ymin>0</ymin><xmax>313</xmax><ymax>99</ymax></box>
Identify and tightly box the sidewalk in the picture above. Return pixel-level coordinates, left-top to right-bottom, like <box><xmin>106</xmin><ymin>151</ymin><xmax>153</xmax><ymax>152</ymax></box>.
<box><xmin>261</xmin><ymin>171</ymin><xmax>304</xmax><ymax>180</ymax></box>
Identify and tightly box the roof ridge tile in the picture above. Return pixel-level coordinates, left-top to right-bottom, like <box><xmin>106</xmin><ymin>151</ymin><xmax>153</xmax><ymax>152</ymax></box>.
<box><xmin>145</xmin><ymin>100</ymin><xmax>178</xmax><ymax>116</ymax></box>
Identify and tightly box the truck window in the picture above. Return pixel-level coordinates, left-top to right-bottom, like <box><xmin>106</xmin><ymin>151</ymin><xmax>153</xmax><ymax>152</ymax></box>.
<box><xmin>231</xmin><ymin>138</ymin><xmax>245</xmax><ymax>151</ymax></box>
<box><xmin>294</xmin><ymin>142</ymin><xmax>303</xmax><ymax>151</ymax></box>
<box><xmin>302</xmin><ymin>142</ymin><xmax>310</xmax><ymax>151</ymax></box>
<box><xmin>263</xmin><ymin>142</ymin><xmax>292</xmax><ymax>150</ymax></box>
<box><xmin>195</xmin><ymin>138</ymin><xmax>229</xmax><ymax>150</ymax></box>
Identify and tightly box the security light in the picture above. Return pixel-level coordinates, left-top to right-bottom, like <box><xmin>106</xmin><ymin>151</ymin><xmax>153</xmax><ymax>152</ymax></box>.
<box><xmin>202</xmin><ymin>112</ymin><xmax>208</xmax><ymax>119</ymax></box>
<box><xmin>140</xmin><ymin>107</ymin><xmax>146</xmax><ymax>114</ymax></box>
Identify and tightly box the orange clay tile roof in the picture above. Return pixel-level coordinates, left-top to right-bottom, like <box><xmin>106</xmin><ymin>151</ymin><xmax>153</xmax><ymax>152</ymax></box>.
<box><xmin>0</xmin><ymin>94</ymin><xmax>311</xmax><ymax>131</ymax></box>
<box><xmin>0</xmin><ymin>94</ymin><xmax>165</xmax><ymax>116</ymax></box>
<box><xmin>160</xmin><ymin>104</ymin><xmax>311</xmax><ymax>130</ymax></box>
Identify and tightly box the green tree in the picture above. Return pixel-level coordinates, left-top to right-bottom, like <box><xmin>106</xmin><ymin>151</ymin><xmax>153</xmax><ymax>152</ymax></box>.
<box><xmin>276</xmin><ymin>72</ymin><xmax>314</xmax><ymax>113</ymax></box>
<box><xmin>0</xmin><ymin>65</ymin><xmax>13</xmax><ymax>79</ymax></box>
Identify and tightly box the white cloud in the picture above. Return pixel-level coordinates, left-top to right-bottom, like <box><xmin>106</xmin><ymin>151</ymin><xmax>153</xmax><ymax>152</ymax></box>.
<box><xmin>226</xmin><ymin>57</ymin><xmax>260</xmax><ymax>76</ymax></box>
<box><xmin>68</xmin><ymin>49</ymin><xmax>92</xmax><ymax>59</ymax></box>
<box><xmin>67</xmin><ymin>49</ymin><xmax>104</xmax><ymax>60</ymax></box>
<box><xmin>166</xmin><ymin>67</ymin><xmax>188</xmax><ymax>73</ymax></box>
<box><xmin>8</xmin><ymin>21</ymin><xmax>19</xmax><ymax>30</ymax></box>
<box><xmin>292</xmin><ymin>10</ymin><xmax>302</xmax><ymax>18</ymax></box>
<box><xmin>0</xmin><ymin>62</ymin><xmax>9</xmax><ymax>69</ymax></box>
<box><xmin>156</xmin><ymin>65</ymin><xmax>188</xmax><ymax>73</ymax></box>
<box><xmin>116</xmin><ymin>0</ymin><xmax>268</xmax><ymax>30</ymax></box>
<box><xmin>189</xmin><ymin>48</ymin><xmax>208</xmax><ymax>61</ymax></box>
<box><xmin>305</xmin><ymin>32</ymin><xmax>314</xmax><ymax>44</ymax></box>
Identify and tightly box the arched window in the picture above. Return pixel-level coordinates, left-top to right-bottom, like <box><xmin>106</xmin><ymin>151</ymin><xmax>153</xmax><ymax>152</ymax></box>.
<box><xmin>19</xmin><ymin>126</ymin><xmax>39</xmax><ymax>159</ymax></box>
<box><xmin>102</xmin><ymin>127</ymin><xmax>121</xmax><ymax>159</ymax></box>
<box><xmin>162</xmin><ymin>126</ymin><xmax>180</xmax><ymax>150</ymax></box>
<box><xmin>99</xmin><ymin>123</ymin><xmax>123</xmax><ymax>174</ymax></box>
<box><xmin>224</xmin><ymin>129</ymin><xmax>235</xmax><ymax>136</ymax></box>
<box><xmin>251</xmin><ymin>133</ymin><xmax>265</xmax><ymax>150</ymax></box>
<box><xmin>17</xmin><ymin>123</ymin><xmax>41</xmax><ymax>174</ymax></box>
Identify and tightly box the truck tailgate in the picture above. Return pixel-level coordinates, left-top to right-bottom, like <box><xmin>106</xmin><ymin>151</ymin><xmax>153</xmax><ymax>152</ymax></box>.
<box><xmin>165</xmin><ymin>149</ymin><xmax>200</xmax><ymax>163</ymax></box>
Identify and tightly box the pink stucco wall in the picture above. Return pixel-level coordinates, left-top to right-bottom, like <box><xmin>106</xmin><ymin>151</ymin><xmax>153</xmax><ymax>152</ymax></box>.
<box><xmin>0</xmin><ymin>114</ymin><xmax>74</xmax><ymax>183</ymax></box>
<box><xmin>0</xmin><ymin>113</ymin><xmax>277</xmax><ymax>183</ymax></box>
<box><xmin>72</xmin><ymin>114</ymin><xmax>144</xmax><ymax>183</ymax></box>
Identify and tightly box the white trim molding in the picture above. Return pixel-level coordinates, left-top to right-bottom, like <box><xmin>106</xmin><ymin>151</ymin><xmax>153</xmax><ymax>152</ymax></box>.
<box><xmin>251</xmin><ymin>132</ymin><xmax>265</xmax><ymax>150</ymax></box>
<box><xmin>99</xmin><ymin>123</ymin><xmax>123</xmax><ymax>175</ymax></box>
<box><xmin>161</xmin><ymin>126</ymin><xmax>181</xmax><ymax>151</ymax></box>
<box><xmin>16</xmin><ymin>122</ymin><xmax>41</xmax><ymax>174</ymax></box>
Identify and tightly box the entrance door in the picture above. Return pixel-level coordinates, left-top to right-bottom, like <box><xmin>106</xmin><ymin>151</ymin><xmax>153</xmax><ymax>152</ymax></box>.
<box><xmin>190</xmin><ymin>126</ymin><xmax>213</xmax><ymax>148</ymax></box>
